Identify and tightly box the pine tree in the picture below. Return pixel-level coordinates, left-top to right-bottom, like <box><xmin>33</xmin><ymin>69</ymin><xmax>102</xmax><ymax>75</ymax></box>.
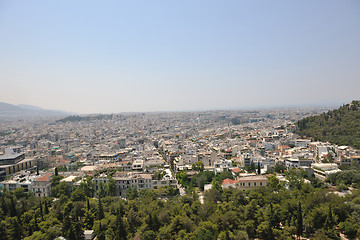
<box><xmin>39</xmin><ymin>200</ymin><xmax>44</xmax><ymax>221</ymax></box>
<box><xmin>0</xmin><ymin>221</ymin><xmax>8</xmax><ymax>240</ymax></box>
<box><xmin>7</xmin><ymin>217</ymin><xmax>23</xmax><ymax>240</ymax></box>
<box><xmin>97</xmin><ymin>197</ymin><xmax>104</xmax><ymax>220</ymax></box>
<box><xmin>28</xmin><ymin>224</ymin><xmax>33</xmax><ymax>237</ymax></box>
<box><xmin>34</xmin><ymin>215</ymin><xmax>39</xmax><ymax>231</ymax></box>
<box><xmin>9</xmin><ymin>197</ymin><xmax>17</xmax><ymax>217</ymax></box>
<box><xmin>97</xmin><ymin>222</ymin><xmax>106</xmax><ymax>240</ymax></box>
<box><xmin>84</xmin><ymin>210</ymin><xmax>94</xmax><ymax>229</ymax></box>
<box><xmin>44</xmin><ymin>201</ymin><xmax>49</xmax><ymax>215</ymax></box>
<box><xmin>269</xmin><ymin>203</ymin><xmax>275</xmax><ymax>228</ymax></box>
<box><xmin>87</xmin><ymin>198</ymin><xmax>90</xmax><ymax>211</ymax></box>
<box><xmin>62</xmin><ymin>215</ymin><xmax>72</xmax><ymax>240</ymax></box>
<box><xmin>257</xmin><ymin>162</ymin><xmax>261</xmax><ymax>175</ymax></box>
<box><xmin>296</xmin><ymin>202</ymin><xmax>303</xmax><ymax>239</ymax></box>
<box><xmin>114</xmin><ymin>209</ymin><xmax>126</xmax><ymax>240</ymax></box>
<box><xmin>1</xmin><ymin>196</ymin><xmax>7</xmax><ymax>216</ymax></box>
<box><xmin>325</xmin><ymin>205</ymin><xmax>334</xmax><ymax>229</ymax></box>
<box><xmin>55</xmin><ymin>167</ymin><xmax>58</xmax><ymax>176</ymax></box>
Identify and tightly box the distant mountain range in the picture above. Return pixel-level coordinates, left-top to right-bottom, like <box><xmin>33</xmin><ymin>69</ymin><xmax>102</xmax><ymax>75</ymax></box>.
<box><xmin>0</xmin><ymin>102</ymin><xmax>70</xmax><ymax>118</ymax></box>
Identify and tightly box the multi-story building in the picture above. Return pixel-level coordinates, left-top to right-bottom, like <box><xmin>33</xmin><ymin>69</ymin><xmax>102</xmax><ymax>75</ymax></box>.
<box><xmin>2</xmin><ymin>178</ymin><xmax>32</xmax><ymax>193</ymax></box>
<box><xmin>214</xmin><ymin>159</ymin><xmax>232</xmax><ymax>173</ymax></box>
<box><xmin>295</xmin><ymin>139</ymin><xmax>311</xmax><ymax>148</ymax></box>
<box><xmin>0</xmin><ymin>147</ymin><xmax>36</xmax><ymax>180</ymax></box>
<box><xmin>285</xmin><ymin>158</ymin><xmax>313</xmax><ymax>170</ymax></box>
<box><xmin>236</xmin><ymin>175</ymin><xmax>269</xmax><ymax>191</ymax></box>
<box><xmin>31</xmin><ymin>173</ymin><xmax>53</xmax><ymax>197</ymax></box>
<box><xmin>132</xmin><ymin>159</ymin><xmax>144</xmax><ymax>171</ymax></box>
<box><xmin>312</xmin><ymin>163</ymin><xmax>340</xmax><ymax>180</ymax></box>
<box><xmin>93</xmin><ymin>172</ymin><xmax>177</xmax><ymax>197</ymax></box>
<box><xmin>240</xmin><ymin>153</ymin><xmax>253</xmax><ymax>167</ymax></box>
<box><xmin>222</xmin><ymin>175</ymin><xmax>269</xmax><ymax>191</ymax></box>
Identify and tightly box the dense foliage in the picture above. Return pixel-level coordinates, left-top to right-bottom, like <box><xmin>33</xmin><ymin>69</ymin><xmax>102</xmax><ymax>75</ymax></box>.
<box><xmin>1</xmin><ymin>171</ymin><xmax>360</xmax><ymax>239</ymax></box>
<box><xmin>327</xmin><ymin>167</ymin><xmax>360</xmax><ymax>188</ymax></box>
<box><xmin>176</xmin><ymin>170</ymin><xmax>234</xmax><ymax>191</ymax></box>
<box><xmin>296</xmin><ymin>100</ymin><xmax>360</xmax><ymax>149</ymax></box>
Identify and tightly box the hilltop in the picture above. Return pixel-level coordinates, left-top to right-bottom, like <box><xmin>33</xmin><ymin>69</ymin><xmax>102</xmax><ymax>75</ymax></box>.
<box><xmin>296</xmin><ymin>100</ymin><xmax>360</xmax><ymax>149</ymax></box>
<box><xmin>0</xmin><ymin>102</ymin><xmax>69</xmax><ymax>118</ymax></box>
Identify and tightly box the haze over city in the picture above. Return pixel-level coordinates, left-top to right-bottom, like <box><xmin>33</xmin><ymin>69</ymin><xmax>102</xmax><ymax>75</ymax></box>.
<box><xmin>1</xmin><ymin>0</ymin><xmax>359</xmax><ymax>113</ymax></box>
<box><xmin>1</xmin><ymin>2</ymin><xmax>360</xmax><ymax>238</ymax></box>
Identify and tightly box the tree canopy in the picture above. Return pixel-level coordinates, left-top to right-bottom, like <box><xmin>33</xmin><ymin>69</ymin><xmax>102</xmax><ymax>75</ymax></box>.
<box><xmin>296</xmin><ymin>100</ymin><xmax>360</xmax><ymax>149</ymax></box>
<box><xmin>1</xmin><ymin>169</ymin><xmax>360</xmax><ymax>239</ymax></box>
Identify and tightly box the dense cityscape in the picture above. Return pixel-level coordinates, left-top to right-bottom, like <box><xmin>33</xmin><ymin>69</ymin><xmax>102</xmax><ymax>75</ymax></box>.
<box><xmin>0</xmin><ymin>104</ymin><xmax>360</xmax><ymax>239</ymax></box>
<box><xmin>1</xmin><ymin>1</ymin><xmax>360</xmax><ymax>239</ymax></box>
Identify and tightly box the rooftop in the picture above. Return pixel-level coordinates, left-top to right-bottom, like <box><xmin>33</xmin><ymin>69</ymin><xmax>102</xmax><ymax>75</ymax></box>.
<box><xmin>36</xmin><ymin>173</ymin><xmax>53</xmax><ymax>182</ymax></box>
<box><xmin>237</xmin><ymin>175</ymin><xmax>268</xmax><ymax>182</ymax></box>
<box><xmin>0</xmin><ymin>152</ymin><xmax>24</xmax><ymax>161</ymax></box>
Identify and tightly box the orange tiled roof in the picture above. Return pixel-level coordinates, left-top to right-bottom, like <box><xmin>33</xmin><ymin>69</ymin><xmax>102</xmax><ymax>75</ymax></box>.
<box><xmin>36</xmin><ymin>173</ymin><xmax>53</xmax><ymax>182</ymax></box>
<box><xmin>231</xmin><ymin>168</ymin><xmax>242</xmax><ymax>173</ymax></box>
<box><xmin>222</xmin><ymin>178</ymin><xmax>236</xmax><ymax>185</ymax></box>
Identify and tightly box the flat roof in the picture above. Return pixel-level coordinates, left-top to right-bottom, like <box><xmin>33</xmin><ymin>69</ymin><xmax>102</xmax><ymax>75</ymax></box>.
<box><xmin>80</xmin><ymin>166</ymin><xmax>98</xmax><ymax>172</ymax></box>
<box><xmin>60</xmin><ymin>176</ymin><xmax>77</xmax><ymax>182</ymax></box>
<box><xmin>238</xmin><ymin>175</ymin><xmax>268</xmax><ymax>182</ymax></box>
<box><xmin>0</xmin><ymin>153</ymin><xmax>24</xmax><ymax>160</ymax></box>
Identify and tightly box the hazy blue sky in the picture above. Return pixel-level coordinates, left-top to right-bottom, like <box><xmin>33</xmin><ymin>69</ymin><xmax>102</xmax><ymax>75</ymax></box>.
<box><xmin>1</xmin><ymin>1</ymin><xmax>359</xmax><ymax>113</ymax></box>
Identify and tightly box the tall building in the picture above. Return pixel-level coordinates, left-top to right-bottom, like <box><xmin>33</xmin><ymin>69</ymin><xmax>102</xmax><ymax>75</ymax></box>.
<box><xmin>0</xmin><ymin>147</ymin><xmax>36</xmax><ymax>180</ymax></box>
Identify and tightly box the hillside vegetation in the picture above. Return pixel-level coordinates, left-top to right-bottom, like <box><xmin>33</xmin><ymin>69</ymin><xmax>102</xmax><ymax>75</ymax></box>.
<box><xmin>2</xmin><ymin>170</ymin><xmax>360</xmax><ymax>240</ymax></box>
<box><xmin>296</xmin><ymin>101</ymin><xmax>360</xmax><ymax>149</ymax></box>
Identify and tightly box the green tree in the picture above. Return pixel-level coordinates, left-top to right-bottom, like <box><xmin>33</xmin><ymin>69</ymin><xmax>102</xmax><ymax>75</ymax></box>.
<box><xmin>71</xmin><ymin>188</ymin><xmax>86</xmax><ymax>202</ymax></box>
<box><xmin>104</xmin><ymin>176</ymin><xmax>117</xmax><ymax>197</ymax></box>
<box><xmin>267</xmin><ymin>174</ymin><xmax>281</xmax><ymax>190</ymax></box>
<box><xmin>44</xmin><ymin>201</ymin><xmax>49</xmax><ymax>215</ymax></box>
<box><xmin>39</xmin><ymin>200</ymin><xmax>43</xmax><ymax>220</ymax></box>
<box><xmin>245</xmin><ymin>162</ymin><xmax>256</xmax><ymax>173</ymax></box>
<box><xmin>5</xmin><ymin>216</ymin><xmax>23</xmax><ymax>240</ymax></box>
<box><xmin>84</xmin><ymin>210</ymin><xmax>94</xmax><ymax>229</ymax></box>
<box><xmin>286</xmin><ymin>168</ymin><xmax>305</xmax><ymax>190</ymax></box>
<box><xmin>51</xmin><ymin>181</ymin><xmax>71</xmax><ymax>198</ymax></box>
<box><xmin>296</xmin><ymin>202</ymin><xmax>303</xmax><ymax>239</ymax></box>
<box><xmin>79</xmin><ymin>176</ymin><xmax>94</xmax><ymax>198</ymax></box>
<box><xmin>51</xmin><ymin>174</ymin><xmax>64</xmax><ymax>188</ymax></box>
<box><xmin>324</xmin><ymin>205</ymin><xmax>334</xmax><ymax>230</ymax></box>
<box><xmin>274</xmin><ymin>162</ymin><xmax>286</xmax><ymax>173</ymax></box>
<box><xmin>97</xmin><ymin>198</ymin><xmax>104</xmax><ymax>220</ymax></box>
<box><xmin>97</xmin><ymin>222</ymin><xmax>106</xmax><ymax>240</ymax></box>
<box><xmin>176</xmin><ymin>171</ymin><xmax>190</xmax><ymax>188</ymax></box>
<box><xmin>192</xmin><ymin>161</ymin><xmax>205</xmax><ymax>171</ymax></box>
<box><xmin>1</xmin><ymin>197</ymin><xmax>7</xmax><ymax>216</ymax></box>
<box><xmin>211</xmin><ymin>179</ymin><xmax>222</xmax><ymax>192</ymax></box>
<box><xmin>14</xmin><ymin>188</ymin><xmax>26</xmax><ymax>200</ymax></box>
<box><xmin>112</xmin><ymin>210</ymin><xmax>126</xmax><ymax>240</ymax></box>
<box><xmin>9</xmin><ymin>197</ymin><xmax>17</xmax><ymax>217</ymax></box>
<box><xmin>0</xmin><ymin>221</ymin><xmax>8</xmax><ymax>240</ymax></box>
<box><xmin>86</xmin><ymin>198</ymin><xmax>90</xmax><ymax>211</ymax></box>
<box><xmin>126</xmin><ymin>187</ymin><xmax>138</xmax><ymax>200</ymax></box>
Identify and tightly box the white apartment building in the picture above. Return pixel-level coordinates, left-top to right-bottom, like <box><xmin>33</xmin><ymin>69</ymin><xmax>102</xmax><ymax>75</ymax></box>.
<box><xmin>93</xmin><ymin>173</ymin><xmax>177</xmax><ymax>197</ymax></box>
<box><xmin>285</xmin><ymin>158</ymin><xmax>313</xmax><ymax>170</ymax></box>
<box><xmin>214</xmin><ymin>159</ymin><xmax>232</xmax><ymax>174</ymax></box>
